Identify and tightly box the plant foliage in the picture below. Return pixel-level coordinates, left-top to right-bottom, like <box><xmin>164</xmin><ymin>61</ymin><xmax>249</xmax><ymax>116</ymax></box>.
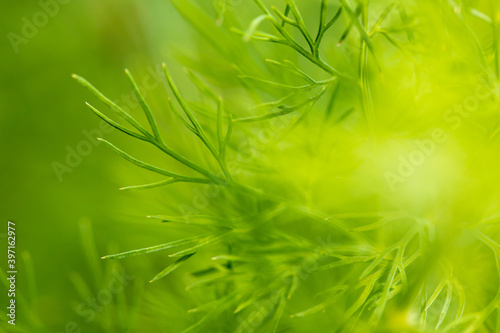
<box><xmin>74</xmin><ymin>0</ymin><xmax>500</xmax><ymax>332</ymax></box>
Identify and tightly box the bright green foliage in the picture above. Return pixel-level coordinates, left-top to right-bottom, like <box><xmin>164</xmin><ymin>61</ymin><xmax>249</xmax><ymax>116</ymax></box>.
<box><xmin>74</xmin><ymin>0</ymin><xmax>500</xmax><ymax>332</ymax></box>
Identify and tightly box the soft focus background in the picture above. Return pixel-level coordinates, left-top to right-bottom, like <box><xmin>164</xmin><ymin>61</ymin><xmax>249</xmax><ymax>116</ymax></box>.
<box><xmin>2</xmin><ymin>0</ymin><xmax>500</xmax><ymax>332</ymax></box>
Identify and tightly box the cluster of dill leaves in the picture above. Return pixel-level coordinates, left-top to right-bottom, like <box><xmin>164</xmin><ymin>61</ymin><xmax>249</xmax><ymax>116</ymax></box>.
<box><xmin>74</xmin><ymin>0</ymin><xmax>500</xmax><ymax>332</ymax></box>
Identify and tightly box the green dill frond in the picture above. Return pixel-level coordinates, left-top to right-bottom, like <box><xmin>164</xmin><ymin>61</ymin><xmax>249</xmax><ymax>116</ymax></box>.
<box><xmin>73</xmin><ymin>0</ymin><xmax>500</xmax><ymax>332</ymax></box>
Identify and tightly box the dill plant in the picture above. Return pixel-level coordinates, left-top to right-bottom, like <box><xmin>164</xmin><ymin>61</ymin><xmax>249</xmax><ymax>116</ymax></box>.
<box><xmin>74</xmin><ymin>0</ymin><xmax>500</xmax><ymax>332</ymax></box>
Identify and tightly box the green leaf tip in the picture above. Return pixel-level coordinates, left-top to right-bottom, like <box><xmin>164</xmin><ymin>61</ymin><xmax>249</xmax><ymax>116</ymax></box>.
<box><xmin>149</xmin><ymin>253</ymin><xmax>196</xmax><ymax>283</ymax></box>
<box><xmin>72</xmin><ymin>74</ymin><xmax>89</xmax><ymax>85</ymax></box>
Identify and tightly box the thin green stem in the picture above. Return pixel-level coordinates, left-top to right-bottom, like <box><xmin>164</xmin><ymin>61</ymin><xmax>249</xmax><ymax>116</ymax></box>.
<box><xmin>339</xmin><ymin>0</ymin><xmax>375</xmax><ymax>54</ymax></box>
<box><xmin>124</xmin><ymin>69</ymin><xmax>164</xmax><ymax>144</ymax></box>
<box><xmin>163</xmin><ymin>65</ymin><xmax>218</xmax><ymax>155</ymax></box>
<box><xmin>85</xmin><ymin>102</ymin><xmax>149</xmax><ymax>142</ymax></box>
<box><xmin>281</xmin><ymin>4</ymin><xmax>291</xmax><ymax>27</ymax></box>
<box><xmin>98</xmin><ymin>138</ymin><xmax>207</xmax><ymax>181</ymax></box>
<box><xmin>358</xmin><ymin>2</ymin><xmax>376</xmax><ymax>144</ymax></box>
<box><xmin>216</xmin><ymin>99</ymin><xmax>231</xmax><ymax>181</ymax></box>
<box><xmin>318</xmin><ymin>0</ymin><xmax>328</xmax><ymax>37</ymax></box>
<box><xmin>284</xmin><ymin>0</ymin><xmax>315</xmax><ymax>52</ymax></box>
<box><xmin>492</xmin><ymin>1</ymin><xmax>500</xmax><ymax>79</ymax></box>
<box><xmin>163</xmin><ymin>64</ymin><xmax>231</xmax><ymax>181</ymax></box>
<box><xmin>72</xmin><ymin>74</ymin><xmax>153</xmax><ymax>140</ymax></box>
<box><xmin>152</xmin><ymin>140</ymin><xmax>226</xmax><ymax>184</ymax></box>
<box><xmin>253</xmin><ymin>0</ymin><xmax>347</xmax><ymax>80</ymax></box>
<box><xmin>315</xmin><ymin>6</ymin><xmax>343</xmax><ymax>56</ymax></box>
